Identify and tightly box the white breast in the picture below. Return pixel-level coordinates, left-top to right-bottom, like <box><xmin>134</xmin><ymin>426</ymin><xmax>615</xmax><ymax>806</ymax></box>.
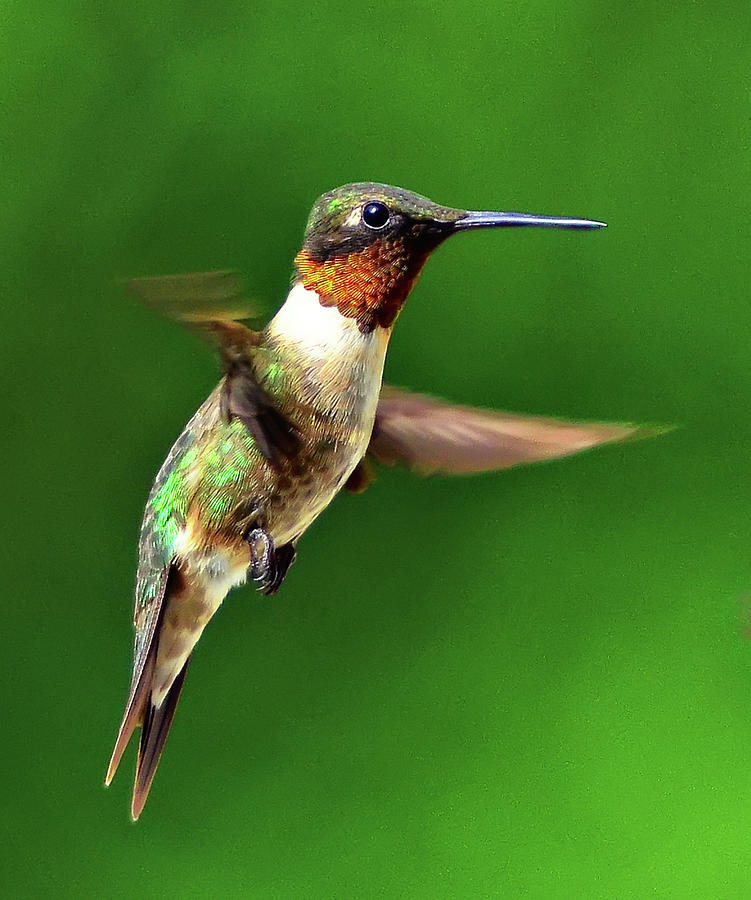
<box><xmin>267</xmin><ymin>282</ymin><xmax>390</xmax><ymax>430</ymax></box>
<box><xmin>268</xmin><ymin>282</ymin><xmax>388</xmax><ymax>361</ymax></box>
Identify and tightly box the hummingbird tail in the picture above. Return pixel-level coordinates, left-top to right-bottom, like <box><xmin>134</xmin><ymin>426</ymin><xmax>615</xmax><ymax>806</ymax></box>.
<box><xmin>105</xmin><ymin>581</ymin><xmax>171</xmax><ymax>791</ymax></box>
<box><xmin>105</xmin><ymin>617</ymin><xmax>192</xmax><ymax>819</ymax></box>
<box><xmin>131</xmin><ymin>658</ymin><xmax>190</xmax><ymax>820</ymax></box>
<box><xmin>105</xmin><ymin>648</ymin><xmax>155</xmax><ymax>789</ymax></box>
<box><xmin>106</xmin><ymin>563</ymin><xmax>196</xmax><ymax>819</ymax></box>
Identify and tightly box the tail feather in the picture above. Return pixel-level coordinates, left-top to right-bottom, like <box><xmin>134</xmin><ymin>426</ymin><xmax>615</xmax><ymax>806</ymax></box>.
<box><xmin>106</xmin><ymin>569</ymin><xmax>175</xmax><ymax>788</ymax></box>
<box><xmin>106</xmin><ymin>563</ymin><xmax>195</xmax><ymax>819</ymax></box>
<box><xmin>131</xmin><ymin>659</ymin><xmax>190</xmax><ymax>820</ymax></box>
<box><xmin>105</xmin><ymin>649</ymin><xmax>156</xmax><ymax>787</ymax></box>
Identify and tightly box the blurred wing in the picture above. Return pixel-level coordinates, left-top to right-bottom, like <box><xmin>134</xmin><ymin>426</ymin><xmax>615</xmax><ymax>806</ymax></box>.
<box><xmin>368</xmin><ymin>385</ymin><xmax>661</xmax><ymax>475</ymax></box>
<box><xmin>128</xmin><ymin>270</ymin><xmax>256</xmax><ymax>328</ymax></box>
<box><xmin>128</xmin><ymin>272</ymin><xmax>297</xmax><ymax>462</ymax></box>
<box><xmin>128</xmin><ymin>269</ymin><xmax>263</xmax><ymax>357</ymax></box>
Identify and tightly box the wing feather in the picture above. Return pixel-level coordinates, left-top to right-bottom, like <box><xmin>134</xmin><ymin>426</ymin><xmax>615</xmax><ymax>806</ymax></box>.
<box><xmin>127</xmin><ymin>270</ymin><xmax>256</xmax><ymax>327</ymax></box>
<box><xmin>368</xmin><ymin>385</ymin><xmax>663</xmax><ymax>475</ymax></box>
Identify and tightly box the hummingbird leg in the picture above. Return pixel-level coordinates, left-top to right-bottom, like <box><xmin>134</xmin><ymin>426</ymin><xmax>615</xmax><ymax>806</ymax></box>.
<box><xmin>246</xmin><ymin>527</ymin><xmax>275</xmax><ymax>591</ymax></box>
<box><xmin>245</xmin><ymin>528</ymin><xmax>297</xmax><ymax>596</ymax></box>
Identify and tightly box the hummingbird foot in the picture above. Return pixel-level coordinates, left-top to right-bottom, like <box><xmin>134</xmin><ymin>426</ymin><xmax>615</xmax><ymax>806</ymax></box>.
<box><xmin>245</xmin><ymin>528</ymin><xmax>297</xmax><ymax>596</ymax></box>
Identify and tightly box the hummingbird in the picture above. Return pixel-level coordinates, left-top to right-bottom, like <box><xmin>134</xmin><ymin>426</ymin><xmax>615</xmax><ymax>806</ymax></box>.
<box><xmin>106</xmin><ymin>182</ymin><xmax>652</xmax><ymax>819</ymax></box>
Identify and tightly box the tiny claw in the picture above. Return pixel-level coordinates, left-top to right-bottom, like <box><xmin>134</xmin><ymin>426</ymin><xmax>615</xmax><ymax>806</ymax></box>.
<box><xmin>246</xmin><ymin>528</ymin><xmax>276</xmax><ymax>592</ymax></box>
<box><xmin>245</xmin><ymin>527</ymin><xmax>297</xmax><ymax>596</ymax></box>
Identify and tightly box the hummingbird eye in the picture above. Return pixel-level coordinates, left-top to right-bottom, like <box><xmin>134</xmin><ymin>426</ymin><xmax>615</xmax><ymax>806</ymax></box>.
<box><xmin>362</xmin><ymin>201</ymin><xmax>390</xmax><ymax>230</ymax></box>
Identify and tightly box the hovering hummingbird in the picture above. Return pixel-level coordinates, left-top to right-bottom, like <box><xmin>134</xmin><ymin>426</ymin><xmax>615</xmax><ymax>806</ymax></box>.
<box><xmin>106</xmin><ymin>182</ymin><xmax>652</xmax><ymax>819</ymax></box>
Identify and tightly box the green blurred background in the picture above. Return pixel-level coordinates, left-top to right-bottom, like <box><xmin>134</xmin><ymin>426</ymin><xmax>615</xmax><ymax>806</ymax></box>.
<box><xmin>3</xmin><ymin>0</ymin><xmax>750</xmax><ymax>896</ymax></box>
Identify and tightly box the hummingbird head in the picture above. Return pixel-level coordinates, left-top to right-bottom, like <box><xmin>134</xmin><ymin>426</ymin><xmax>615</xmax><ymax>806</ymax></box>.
<box><xmin>294</xmin><ymin>182</ymin><xmax>605</xmax><ymax>333</ymax></box>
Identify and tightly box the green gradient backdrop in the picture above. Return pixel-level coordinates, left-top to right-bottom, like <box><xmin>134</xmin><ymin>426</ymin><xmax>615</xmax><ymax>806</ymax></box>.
<box><xmin>3</xmin><ymin>1</ymin><xmax>750</xmax><ymax>896</ymax></box>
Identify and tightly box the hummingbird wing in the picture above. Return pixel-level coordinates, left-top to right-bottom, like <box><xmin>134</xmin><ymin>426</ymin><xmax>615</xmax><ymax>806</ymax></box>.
<box><xmin>128</xmin><ymin>270</ymin><xmax>257</xmax><ymax>329</ymax></box>
<box><xmin>128</xmin><ymin>272</ymin><xmax>298</xmax><ymax>462</ymax></box>
<box><xmin>359</xmin><ymin>385</ymin><xmax>660</xmax><ymax>478</ymax></box>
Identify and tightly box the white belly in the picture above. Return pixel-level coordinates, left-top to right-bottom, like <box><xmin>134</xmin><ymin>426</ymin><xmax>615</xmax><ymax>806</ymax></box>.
<box><xmin>265</xmin><ymin>282</ymin><xmax>391</xmax><ymax>543</ymax></box>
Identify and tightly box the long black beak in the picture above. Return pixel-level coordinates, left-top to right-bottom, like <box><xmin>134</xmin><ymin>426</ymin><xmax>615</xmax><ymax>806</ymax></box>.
<box><xmin>454</xmin><ymin>210</ymin><xmax>606</xmax><ymax>231</ymax></box>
